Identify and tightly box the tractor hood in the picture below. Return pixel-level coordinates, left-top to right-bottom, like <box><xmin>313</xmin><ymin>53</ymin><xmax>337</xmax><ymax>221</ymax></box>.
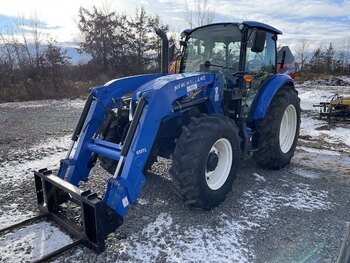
<box><xmin>133</xmin><ymin>72</ymin><xmax>215</xmax><ymax>100</ymax></box>
<box><xmin>92</xmin><ymin>72</ymin><xmax>217</xmax><ymax>110</ymax></box>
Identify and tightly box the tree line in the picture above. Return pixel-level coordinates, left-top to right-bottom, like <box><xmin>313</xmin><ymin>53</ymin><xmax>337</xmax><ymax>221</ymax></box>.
<box><xmin>1</xmin><ymin>2</ymin><xmax>349</xmax><ymax>102</ymax></box>
<box><xmin>294</xmin><ymin>38</ymin><xmax>350</xmax><ymax>78</ymax></box>
<box><xmin>0</xmin><ymin>6</ymin><xmax>169</xmax><ymax>102</ymax></box>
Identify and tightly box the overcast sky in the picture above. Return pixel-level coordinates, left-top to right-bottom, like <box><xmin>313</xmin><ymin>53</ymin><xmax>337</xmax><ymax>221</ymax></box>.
<box><xmin>0</xmin><ymin>0</ymin><xmax>350</xmax><ymax>51</ymax></box>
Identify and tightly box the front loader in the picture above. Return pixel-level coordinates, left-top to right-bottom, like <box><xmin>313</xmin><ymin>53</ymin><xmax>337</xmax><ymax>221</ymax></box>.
<box><xmin>4</xmin><ymin>21</ymin><xmax>300</xmax><ymax>257</ymax></box>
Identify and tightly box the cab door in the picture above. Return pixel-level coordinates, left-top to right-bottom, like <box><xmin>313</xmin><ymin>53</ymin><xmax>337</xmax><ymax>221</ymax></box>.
<box><xmin>241</xmin><ymin>30</ymin><xmax>277</xmax><ymax>116</ymax></box>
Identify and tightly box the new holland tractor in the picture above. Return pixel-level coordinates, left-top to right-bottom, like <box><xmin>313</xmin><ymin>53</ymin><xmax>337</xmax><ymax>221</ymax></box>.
<box><xmin>30</xmin><ymin>21</ymin><xmax>300</xmax><ymax>253</ymax></box>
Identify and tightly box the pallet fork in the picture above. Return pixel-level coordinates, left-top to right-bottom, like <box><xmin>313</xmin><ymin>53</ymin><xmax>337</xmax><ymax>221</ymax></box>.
<box><xmin>34</xmin><ymin>168</ymin><xmax>122</xmax><ymax>252</ymax></box>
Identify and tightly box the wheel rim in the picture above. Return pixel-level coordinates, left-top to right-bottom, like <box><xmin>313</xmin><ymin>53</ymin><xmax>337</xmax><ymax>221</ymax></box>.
<box><xmin>279</xmin><ymin>104</ymin><xmax>297</xmax><ymax>153</ymax></box>
<box><xmin>205</xmin><ymin>138</ymin><xmax>233</xmax><ymax>190</ymax></box>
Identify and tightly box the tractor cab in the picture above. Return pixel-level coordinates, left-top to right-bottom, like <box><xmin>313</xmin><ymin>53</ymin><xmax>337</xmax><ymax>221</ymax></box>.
<box><xmin>178</xmin><ymin>22</ymin><xmax>282</xmax><ymax>116</ymax></box>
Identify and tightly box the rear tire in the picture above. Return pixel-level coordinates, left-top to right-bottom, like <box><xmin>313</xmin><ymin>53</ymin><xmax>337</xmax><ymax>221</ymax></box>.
<box><xmin>170</xmin><ymin>115</ymin><xmax>241</xmax><ymax>210</ymax></box>
<box><xmin>253</xmin><ymin>86</ymin><xmax>301</xmax><ymax>169</ymax></box>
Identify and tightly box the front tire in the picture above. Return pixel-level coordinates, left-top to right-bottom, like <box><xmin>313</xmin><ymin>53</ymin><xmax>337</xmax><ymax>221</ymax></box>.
<box><xmin>253</xmin><ymin>86</ymin><xmax>301</xmax><ymax>169</ymax></box>
<box><xmin>170</xmin><ymin>115</ymin><xmax>241</xmax><ymax>210</ymax></box>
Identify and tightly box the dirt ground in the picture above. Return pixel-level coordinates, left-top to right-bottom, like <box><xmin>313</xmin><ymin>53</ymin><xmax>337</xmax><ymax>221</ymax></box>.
<box><xmin>0</xmin><ymin>79</ymin><xmax>349</xmax><ymax>263</ymax></box>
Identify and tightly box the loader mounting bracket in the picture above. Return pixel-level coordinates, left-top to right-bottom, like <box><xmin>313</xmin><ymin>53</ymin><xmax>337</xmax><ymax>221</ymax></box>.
<box><xmin>34</xmin><ymin>168</ymin><xmax>123</xmax><ymax>253</ymax></box>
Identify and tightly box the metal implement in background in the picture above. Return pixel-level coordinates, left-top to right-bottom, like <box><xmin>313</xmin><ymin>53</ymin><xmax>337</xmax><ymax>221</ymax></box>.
<box><xmin>314</xmin><ymin>94</ymin><xmax>350</xmax><ymax>125</ymax></box>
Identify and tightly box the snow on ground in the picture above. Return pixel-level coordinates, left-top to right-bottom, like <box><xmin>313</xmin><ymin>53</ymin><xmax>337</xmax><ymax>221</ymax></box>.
<box><xmin>123</xmin><ymin>213</ymin><xmax>253</xmax><ymax>262</ymax></box>
<box><xmin>296</xmin><ymin>80</ymin><xmax>350</xmax><ymax>153</ymax></box>
<box><xmin>137</xmin><ymin>198</ymin><xmax>149</xmax><ymax>205</ymax></box>
<box><xmin>293</xmin><ymin>168</ymin><xmax>321</xmax><ymax>179</ymax></box>
<box><xmin>298</xmin><ymin>89</ymin><xmax>335</xmax><ymax>111</ymax></box>
<box><xmin>242</xmin><ymin>183</ymin><xmax>332</xmax><ymax>217</ymax></box>
<box><xmin>297</xmin><ymin>77</ymin><xmax>350</xmax><ymax>111</ymax></box>
<box><xmin>0</xmin><ymin>135</ymin><xmax>72</xmax><ymax>222</ymax></box>
<box><xmin>298</xmin><ymin>146</ymin><xmax>340</xmax><ymax>156</ymax></box>
<box><xmin>294</xmin><ymin>81</ymin><xmax>350</xmax><ymax>177</ymax></box>
<box><xmin>0</xmin><ymin>135</ymin><xmax>71</xmax><ymax>185</ymax></box>
<box><xmin>300</xmin><ymin>116</ymin><xmax>350</xmax><ymax>149</ymax></box>
<box><xmin>0</xmin><ymin>221</ymin><xmax>72</xmax><ymax>262</ymax></box>
<box><xmin>0</xmin><ymin>204</ymin><xmax>34</xmax><ymax>230</ymax></box>
<box><xmin>293</xmin><ymin>146</ymin><xmax>350</xmax><ymax>176</ymax></box>
<box><xmin>0</xmin><ymin>135</ymin><xmax>74</xmax><ymax>262</ymax></box>
<box><xmin>252</xmin><ymin>172</ymin><xmax>266</xmax><ymax>182</ymax></box>
<box><xmin>120</xmin><ymin>178</ymin><xmax>333</xmax><ymax>263</ymax></box>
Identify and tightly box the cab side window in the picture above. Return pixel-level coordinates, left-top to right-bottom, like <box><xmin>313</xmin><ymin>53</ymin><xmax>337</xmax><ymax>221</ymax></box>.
<box><xmin>245</xmin><ymin>31</ymin><xmax>276</xmax><ymax>75</ymax></box>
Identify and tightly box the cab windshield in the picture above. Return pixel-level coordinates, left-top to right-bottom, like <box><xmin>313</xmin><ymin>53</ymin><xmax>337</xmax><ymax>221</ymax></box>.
<box><xmin>181</xmin><ymin>24</ymin><xmax>242</xmax><ymax>74</ymax></box>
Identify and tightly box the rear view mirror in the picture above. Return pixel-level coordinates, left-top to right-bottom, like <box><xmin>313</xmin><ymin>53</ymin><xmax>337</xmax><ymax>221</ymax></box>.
<box><xmin>251</xmin><ymin>30</ymin><xmax>266</xmax><ymax>53</ymax></box>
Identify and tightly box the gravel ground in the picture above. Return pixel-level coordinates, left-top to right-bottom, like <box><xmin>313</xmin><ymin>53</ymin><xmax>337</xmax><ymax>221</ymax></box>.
<box><xmin>0</xmin><ymin>82</ymin><xmax>349</xmax><ymax>263</ymax></box>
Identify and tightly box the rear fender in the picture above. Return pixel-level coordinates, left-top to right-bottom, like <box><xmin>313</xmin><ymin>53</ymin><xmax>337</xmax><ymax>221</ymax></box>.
<box><xmin>249</xmin><ymin>74</ymin><xmax>295</xmax><ymax>120</ymax></box>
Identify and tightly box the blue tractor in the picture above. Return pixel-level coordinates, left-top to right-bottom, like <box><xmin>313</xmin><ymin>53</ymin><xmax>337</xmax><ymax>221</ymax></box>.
<box><xmin>33</xmin><ymin>21</ymin><xmax>300</xmax><ymax>253</ymax></box>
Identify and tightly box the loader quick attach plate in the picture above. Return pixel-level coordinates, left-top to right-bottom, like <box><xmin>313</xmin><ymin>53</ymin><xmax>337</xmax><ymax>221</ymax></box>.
<box><xmin>34</xmin><ymin>168</ymin><xmax>123</xmax><ymax>253</ymax></box>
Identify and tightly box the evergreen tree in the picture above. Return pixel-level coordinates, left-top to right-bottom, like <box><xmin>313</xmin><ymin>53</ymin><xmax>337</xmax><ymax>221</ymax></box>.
<box><xmin>324</xmin><ymin>43</ymin><xmax>335</xmax><ymax>74</ymax></box>
<box><xmin>309</xmin><ymin>47</ymin><xmax>323</xmax><ymax>74</ymax></box>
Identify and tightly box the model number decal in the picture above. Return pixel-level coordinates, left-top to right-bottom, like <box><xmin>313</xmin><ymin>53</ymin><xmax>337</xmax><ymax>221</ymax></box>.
<box><xmin>187</xmin><ymin>83</ymin><xmax>197</xmax><ymax>92</ymax></box>
<box><xmin>136</xmin><ymin>148</ymin><xmax>147</xmax><ymax>155</ymax></box>
<box><xmin>122</xmin><ymin>197</ymin><xmax>129</xmax><ymax>207</ymax></box>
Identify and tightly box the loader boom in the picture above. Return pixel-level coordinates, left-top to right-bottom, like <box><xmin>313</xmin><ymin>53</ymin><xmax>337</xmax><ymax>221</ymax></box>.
<box><xmin>34</xmin><ymin>72</ymin><xmax>224</xmax><ymax>251</ymax></box>
<box><xmin>66</xmin><ymin>73</ymin><xmax>221</xmax><ymax>216</ymax></box>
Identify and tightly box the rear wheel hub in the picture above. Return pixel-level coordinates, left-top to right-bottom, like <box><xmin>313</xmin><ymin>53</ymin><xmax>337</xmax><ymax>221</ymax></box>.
<box><xmin>206</xmin><ymin>152</ymin><xmax>219</xmax><ymax>172</ymax></box>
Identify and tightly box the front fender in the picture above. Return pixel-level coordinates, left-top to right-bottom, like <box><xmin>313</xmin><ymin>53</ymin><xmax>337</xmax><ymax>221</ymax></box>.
<box><xmin>249</xmin><ymin>74</ymin><xmax>294</xmax><ymax>120</ymax></box>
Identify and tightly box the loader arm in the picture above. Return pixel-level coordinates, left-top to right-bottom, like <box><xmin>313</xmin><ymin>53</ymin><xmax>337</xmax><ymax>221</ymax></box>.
<box><xmin>67</xmin><ymin>73</ymin><xmax>219</xmax><ymax>217</ymax></box>
<box><xmin>35</xmin><ymin>72</ymin><xmax>222</xmax><ymax>252</ymax></box>
<box><xmin>59</xmin><ymin>73</ymin><xmax>165</xmax><ymax>185</ymax></box>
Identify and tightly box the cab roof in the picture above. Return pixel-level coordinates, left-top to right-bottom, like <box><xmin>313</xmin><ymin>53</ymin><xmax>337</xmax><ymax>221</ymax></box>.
<box><xmin>182</xmin><ymin>21</ymin><xmax>282</xmax><ymax>36</ymax></box>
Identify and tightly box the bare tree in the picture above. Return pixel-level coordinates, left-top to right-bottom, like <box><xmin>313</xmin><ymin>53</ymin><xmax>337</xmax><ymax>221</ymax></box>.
<box><xmin>184</xmin><ymin>0</ymin><xmax>215</xmax><ymax>28</ymax></box>
<box><xmin>12</xmin><ymin>13</ymin><xmax>47</xmax><ymax>79</ymax></box>
<box><xmin>30</xmin><ymin>12</ymin><xmax>46</xmax><ymax>73</ymax></box>
<box><xmin>18</xmin><ymin>15</ymin><xmax>33</xmax><ymax>65</ymax></box>
<box><xmin>0</xmin><ymin>31</ymin><xmax>15</xmax><ymax>74</ymax></box>
<box><xmin>294</xmin><ymin>38</ymin><xmax>309</xmax><ymax>73</ymax></box>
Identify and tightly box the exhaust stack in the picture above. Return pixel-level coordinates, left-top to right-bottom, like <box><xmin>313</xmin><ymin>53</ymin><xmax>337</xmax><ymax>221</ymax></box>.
<box><xmin>154</xmin><ymin>28</ymin><xmax>169</xmax><ymax>74</ymax></box>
